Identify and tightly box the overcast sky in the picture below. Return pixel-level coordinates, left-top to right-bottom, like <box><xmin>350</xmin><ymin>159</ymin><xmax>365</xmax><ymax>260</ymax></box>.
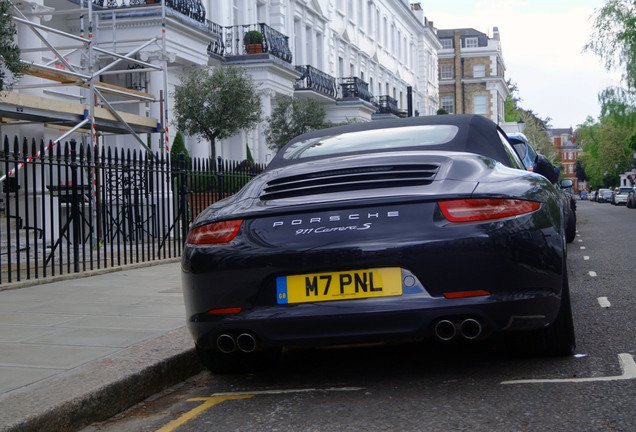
<box><xmin>422</xmin><ymin>0</ymin><xmax>621</xmax><ymax>129</ymax></box>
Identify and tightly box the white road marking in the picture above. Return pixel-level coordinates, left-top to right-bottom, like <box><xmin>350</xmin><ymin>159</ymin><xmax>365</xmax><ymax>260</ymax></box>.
<box><xmin>211</xmin><ymin>387</ymin><xmax>364</xmax><ymax>397</ymax></box>
<box><xmin>578</xmin><ymin>239</ymin><xmax>583</xmax><ymax>243</ymax></box>
<box><xmin>589</xmin><ymin>271</ymin><xmax>597</xmax><ymax>277</ymax></box>
<box><xmin>501</xmin><ymin>353</ymin><xmax>636</xmax><ymax>384</ymax></box>
<box><xmin>580</xmin><ymin>246</ymin><xmax>586</xmax><ymax>250</ymax></box>
<box><xmin>584</xmin><ymin>256</ymin><xmax>590</xmax><ymax>261</ymax></box>
<box><xmin>597</xmin><ymin>297</ymin><xmax>611</xmax><ymax>308</ymax></box>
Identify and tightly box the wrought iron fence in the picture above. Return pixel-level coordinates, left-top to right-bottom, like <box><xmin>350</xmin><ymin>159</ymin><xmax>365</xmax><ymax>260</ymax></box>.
<box><xmin>0</xmin><ymin>136</ymin><xmax>263</xmax><ymax>285</ymax></box>
<box><xmin>207</xmin><ymin>23</ymin><xmax>293</xmax><ymax>64</ymax></box>
<box><xmin>339</xmin><ymin>77</ymin><xmax>373</xmax><ymax>103</ymax></box>
<box><xmin>295</xmin><ymin>65</ymin><xmax>338</xmax><ymax>99</ymax></box>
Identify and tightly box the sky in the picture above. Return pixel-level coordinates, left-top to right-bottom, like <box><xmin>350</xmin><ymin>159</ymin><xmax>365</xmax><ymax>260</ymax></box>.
<box><xmin>421</xmin><ymin>0</ymin><xmax>622</xmax><ymax>129</ymax></box>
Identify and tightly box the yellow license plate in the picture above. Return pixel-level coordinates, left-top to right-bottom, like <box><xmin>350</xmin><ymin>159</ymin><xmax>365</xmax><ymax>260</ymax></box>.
<box><xmin>276</xmin><ymin>268</ymin><xmax>402</xmax><ymax>304</ymax></box>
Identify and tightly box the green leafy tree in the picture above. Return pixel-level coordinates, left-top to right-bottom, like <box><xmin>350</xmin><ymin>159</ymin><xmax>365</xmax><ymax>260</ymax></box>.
<box><xmin>172</xmin><ymin>66</ymin><xmax>262</xmax><ymax>160</ymax></box>
<box><xmin>577</xmin><ymin>116</ymin><xmax>633</xmax><ymax>187</ymax></box>
<box><xmin>264</xmin><ymin>95</ymin><xmax>328</xmax><ymax>152</ymax></box>
<box><xmin>0</xmin><ymin>0</ymin><xmax>28</xmax><ymax>91</ymax></box>
<box><xmin>518</xmin><ymin>109</ymin><xmax>555</xmax><ymax>161</ymax></box>
<box><xmin>170</xmin><ymin>131</ymin><xmax>189</xmax><ymax>161</ymax></box>
<box><xmin>585</xmin><ymin>0</ymin><xmax>636</xmax><ymax>126</ymax></box>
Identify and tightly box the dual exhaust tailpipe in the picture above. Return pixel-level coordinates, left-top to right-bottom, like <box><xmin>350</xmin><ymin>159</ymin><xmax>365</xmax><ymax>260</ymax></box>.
<box><xmin>216</xmin><ymin>332</ymin><xmax>258</xmax><ymax>354</ymax></box>
<box><xmin>434</xmin><ymin>318</ymin><xmax>483</xmax><ymax>341</ymax></box>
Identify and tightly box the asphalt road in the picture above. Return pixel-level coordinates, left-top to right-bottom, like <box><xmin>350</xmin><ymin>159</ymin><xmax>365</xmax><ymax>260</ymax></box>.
<box><xmin>82</xmin><ymin>200</ymin><xmax>636</xmax><ymax>432</ymax></box>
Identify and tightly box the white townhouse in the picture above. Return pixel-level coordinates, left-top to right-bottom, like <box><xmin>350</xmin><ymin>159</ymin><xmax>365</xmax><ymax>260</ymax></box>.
<box><xmin>1</xmin><ymin>0</ymin><xmax>441</xmax><ymax>164</ymax></box>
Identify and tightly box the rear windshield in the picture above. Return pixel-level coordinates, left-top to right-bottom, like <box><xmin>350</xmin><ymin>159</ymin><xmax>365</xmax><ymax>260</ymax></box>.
<box><xmin>618</xmin><ymin>187</ymin><xmax>632</xmax><ymax>193</ymax></box>
<box><xmin>282</xmin><ymin>125</ymin><xmax>459</xmax><ymax>160</ymax></box>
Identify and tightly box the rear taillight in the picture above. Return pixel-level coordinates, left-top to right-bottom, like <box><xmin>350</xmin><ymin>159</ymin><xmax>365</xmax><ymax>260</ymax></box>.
<box><xmin>438</xmin><ymin>199</ymin><xmax>540</xmax><ymax>223</ymax></box>
<box><xmin>186</xmin><ymin>220</ymin><xmax>243</xmax><ymax>244</ymax></box>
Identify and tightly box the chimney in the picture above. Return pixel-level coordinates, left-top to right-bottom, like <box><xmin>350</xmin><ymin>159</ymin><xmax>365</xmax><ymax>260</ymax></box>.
<box><xmin>493</xmin><ymin>27</ymin><xmax>500</xmax><ymax>40</ymax></box>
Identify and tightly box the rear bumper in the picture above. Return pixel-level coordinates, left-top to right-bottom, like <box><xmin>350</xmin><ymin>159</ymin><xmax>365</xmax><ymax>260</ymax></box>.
<box><xmin>187</xmin><ymin>292</ymin><xmax>561</xmax><ymax>349</ymax></box>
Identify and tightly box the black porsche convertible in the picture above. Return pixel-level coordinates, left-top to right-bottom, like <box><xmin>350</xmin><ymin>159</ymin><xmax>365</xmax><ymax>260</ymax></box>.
<box><xmin>181</xmin><ymin>114</ymin><xmax>575</xmax><ymax>373</ymax></box>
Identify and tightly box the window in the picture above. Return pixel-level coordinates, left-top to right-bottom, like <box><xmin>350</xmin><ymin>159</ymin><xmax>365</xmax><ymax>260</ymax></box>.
<box><xmin>440</xmin><ymin>65</ymin><xmax>453</xmax><ymax>79</ymax></box>
<box><xmin>283</xmin><ymin>125</ymin><xmax>460</xmax><ymax>160</ymax></box>
<box><xmin>465</xmin><ymin>37</ymin><xmax>478</xmax><ymax>48</ymax></box>
<box><xmin>441</xmin><ymin>96</ymin><xmax>454</xmax><ymax>113</ymax></box>
<box><xmin>441</xmin><ymin>39</ymin><xmax>453</xmax><ymax>49</ymax></box>
<box><xmin>474</xmin><ymin>95</ymin><xmax>487</xmax><ymax>114</ymax></box>
<box><xmin>473</xmin><ymin>64</ymin><xmax>485</xmax><ymax>78</ymax></box>
<box><xmin>383</xmin><ymin>17</ymin><xmax>387</xmax><ymax>46</ymax></box>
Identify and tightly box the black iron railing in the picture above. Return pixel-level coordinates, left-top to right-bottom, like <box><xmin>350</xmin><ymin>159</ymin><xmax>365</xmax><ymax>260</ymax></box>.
<box><xmin>375</xmin><ymin>95</ymin><xmax>408</xmax><ymax>117</ymax></box>
<box><xmin>0</xmin><ymin>135</ymin><xmax>263</xmax><ymax>285</ymax></box>
<box><xmin>339</xmin><ymin>77</ymin><xmax>373</xmax><ymax>102</ymax></box>
<box><xmin>92</xmin><ymin>0</ymin><xmax>220</xmax><ymax>31</ymax></box>
<box><xmin>294</xmin><ymin>65</ymin><xmax>338</xmax><ymax>99</ymax></box>
<box><xmin>207</xmin><ymin>23</ymin><xmax>293</xmax><ymax>64</ymax></box>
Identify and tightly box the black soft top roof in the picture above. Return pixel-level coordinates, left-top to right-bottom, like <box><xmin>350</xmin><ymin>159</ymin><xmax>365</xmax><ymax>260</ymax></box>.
<box><xmin>267</xmin><ymin>114</ymin><xmax>510</xmax><ymax>170</ymax></box>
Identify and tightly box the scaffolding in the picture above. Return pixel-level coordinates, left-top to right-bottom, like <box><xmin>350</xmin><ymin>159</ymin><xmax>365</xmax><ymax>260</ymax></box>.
<box><xmin>0</xmin><ymin>0</ymin><xmax>170</xmax><ymax>175</ymax></box>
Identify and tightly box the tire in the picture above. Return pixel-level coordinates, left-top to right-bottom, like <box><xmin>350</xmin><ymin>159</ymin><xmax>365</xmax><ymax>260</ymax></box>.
<box><xmin>509</xmin><ymin>268</ymin><xmax>576</xmax><ymax>357</ymax></box>
<box><xmin>196</xmin><ymin>344</ymin><xmax>281</xmax><ymax>374</ymax></box>
<box><xmin>565</xmin><ymin>209</ymin><xmax>576</xmax><ymax>243</ymax></box>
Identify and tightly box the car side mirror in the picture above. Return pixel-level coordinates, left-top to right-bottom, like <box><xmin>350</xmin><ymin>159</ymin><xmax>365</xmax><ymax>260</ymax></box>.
<box><xmin>560</xmin><ymin>179</ymin><xmax>573</xmax><ymax>188</ymax></box>
<box><xmin>533</xmin><ymin>154</ymin><xmax>558</xmax><ymax>184</ymax></box>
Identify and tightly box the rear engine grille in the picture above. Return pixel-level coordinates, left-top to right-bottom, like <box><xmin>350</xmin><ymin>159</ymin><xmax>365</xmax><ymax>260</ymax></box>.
<box><xmin>260</xmin><ymin>164</ymin><xmax>440</xmax><ymax>200</ymax></box>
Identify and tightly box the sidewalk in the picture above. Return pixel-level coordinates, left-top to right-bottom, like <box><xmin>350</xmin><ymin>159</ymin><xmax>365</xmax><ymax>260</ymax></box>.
<box><xmin>0</xmin><ymin>260</ymin><xmax>203</xmax><ymax>432</ymax></box>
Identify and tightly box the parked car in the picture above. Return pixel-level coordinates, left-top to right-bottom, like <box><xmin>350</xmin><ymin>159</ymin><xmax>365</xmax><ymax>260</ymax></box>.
<box><xmin>506</xmin><ymin>132</ymin><xmax>538</xmax><ymax>171</ymax></box>
<box><xmin>580</xmin><ymin>190</ymin><xmax>588</xmax><ymax>200</ymax></box>
<box><xmin>627</xmin><ymin>188</ymin><xmax>636</xmax><ymax>208</ymax></box>
<box><xmin>612</xmin><ymin>186</ymin><xmax>632</xmax><ymax>205</ymax></box>
<box><xmin>182</xmin><ymin>114</ymin><xmax>575</xmax><ymax>373</ymax></box>
<box><xmin>506</xmin><ymin>132</ymin><xmax>575</xmax><ymax>242</ymax></box>
<box><xmin>597</xmin><ymin>188</ymin><xmax>613</xmax><ymax>203</ymax></box>
<box><xmin>557</xmin><ymin>179</ymin><xmax>576</xmax><ymax>242</ymax></box>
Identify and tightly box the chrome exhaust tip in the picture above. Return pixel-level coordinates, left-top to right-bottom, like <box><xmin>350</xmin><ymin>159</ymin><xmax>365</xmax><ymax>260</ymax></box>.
<box><xmin>236</xmin><ymin>332</ymin><xmax>257</xmax><ymax>353</ymax></box>
<box><xmin>216</xmin><ymin>333</ymin><xmax>236</xmax><ymax>353</ymax></box>
<box><xmin>434</xmin><ymin>319</ymin><xmax>457</xmax><ymax>341</ymax></box>
<box><xmin>459</xmin><ymin>318</ymin><xmax>482</xmax><ymax>340</ymax></box>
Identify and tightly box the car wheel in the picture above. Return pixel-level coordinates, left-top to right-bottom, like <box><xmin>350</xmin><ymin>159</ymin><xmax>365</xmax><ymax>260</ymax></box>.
<box><xmin>509</xmin><ymin>268</ymin><xmax>576</xmax><ymax>357</ymax></box>
<box><xmin>196</xmin><ymin>344</ymin><xmax>281</xmax><ymax>374</ymax></box>
<box><xmin>565</xmin><ymin>210</ymin><xmax>576</xmax><ymax>243</ymax></box>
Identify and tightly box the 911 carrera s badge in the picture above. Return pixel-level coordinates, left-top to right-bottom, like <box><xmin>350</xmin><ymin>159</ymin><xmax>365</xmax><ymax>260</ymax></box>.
<box><xmin>272</xmin><ymin>211</ymin><xmax>400</xmax><ymax>235</ymax></box>
<box><xmin>276</xmin><ymin>268</ymin><xmax>402</xmax><ymax>304</ymax></box>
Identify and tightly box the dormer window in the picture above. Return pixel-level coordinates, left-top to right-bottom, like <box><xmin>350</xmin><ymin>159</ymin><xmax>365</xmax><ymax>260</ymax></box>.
<box><xmin>441</xmin><ymin>39</ymin><xmax>453</xmax><ymax>49</ymax></box>
<box><xmin>464</xmin><ymin>37</ymin><xmax>478</xmax><ymax>48</ymax></box>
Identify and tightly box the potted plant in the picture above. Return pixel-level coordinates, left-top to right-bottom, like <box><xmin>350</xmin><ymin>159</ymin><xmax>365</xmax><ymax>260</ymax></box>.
<box><xmin>243</xmin><ymin>30</ymin><xmax>263</xmax><ymax>54</ymax></box>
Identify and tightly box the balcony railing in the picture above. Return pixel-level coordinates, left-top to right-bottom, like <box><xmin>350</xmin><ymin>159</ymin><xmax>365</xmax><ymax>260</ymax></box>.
<box><xmin>294</xmin><ymin>65</ymin><xmax>338</xmax><ymax>99</ymax></box>
<box><xmin>375</xmin><ymin>95</ymin><xmax>407</xmax><ymax>117</ymax></box>
<box><xmin>339</xmin><ymin>77</ymin><xmax>373</xmax><ymax>103</ymax></box>
<box><xmin>207</xmin><ymin>23</ymin><xmax>293</xmax><ymax>64</ymax></box>
<box><xmin>91</xmin><ymin>0</ymin><xmax>221</xmax><ymax>33</ymax></box>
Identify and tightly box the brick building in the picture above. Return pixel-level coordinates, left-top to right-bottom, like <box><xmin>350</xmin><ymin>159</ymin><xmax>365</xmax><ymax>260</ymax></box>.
<box><xmin>549</xmin><ymin>128</ymin><xmax>585</xmax><ymax>191</ymax></box>
<box><xmin>436</xmin><ymin>27</ymin><xmax>508</xmax><ymax>124</ymax></box>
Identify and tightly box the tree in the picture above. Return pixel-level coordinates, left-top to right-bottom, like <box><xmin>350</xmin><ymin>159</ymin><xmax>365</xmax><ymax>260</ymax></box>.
<box><xmin>585</xmin><ymin>0</ymin><xmax>636</xmax><ymax>126</ymax></box>
<box><xmin>172</xmin><ymin>66</ymin><xmax>262</xmax><ymax>160</ymax></box>
<box><xmin>0</xmin><ymin>0</ymin><xmax>28</xmax><ymax>91</ymax></box>
<box><xmin>577</xmin><ymin>116</ymin><xmax>633</xmax><ymax>187</ymax></box>
<box><xmin>517</xmin><ymin>109</ymin><xmax>555</xmax><ymax>162</ymax></box>
<box><xmin>170</xmin><ymin>131</ymin><xmax>189</xmax><ymax>163</ymax></box>
<box><xmin>264</xmin><ymin>95</ymin><xmax>328</xmax><ymax>152</ymax></box>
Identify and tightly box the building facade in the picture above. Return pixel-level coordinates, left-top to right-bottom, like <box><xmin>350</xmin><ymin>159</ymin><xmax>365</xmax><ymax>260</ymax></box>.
<box><xmin>549</xmin><ymin>127</ymin><xmax>584</xmax><ymax>191</ymax></box>
<box><xmin>436</xmin><ymin>27</ymin><xmax>508</xmax><ymax>124</ymax></box>
<box><xmin>1</xmin><ymin>0</ymin><xmax>442</xmax><ymax>165</ymax></box>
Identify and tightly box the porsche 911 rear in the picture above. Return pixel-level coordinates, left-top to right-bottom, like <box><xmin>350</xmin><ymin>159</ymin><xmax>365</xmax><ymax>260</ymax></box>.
<box><xmin>181</xmin><ymin>115</ymin><xmax>575</xmax><ymax>372</ymax></box>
